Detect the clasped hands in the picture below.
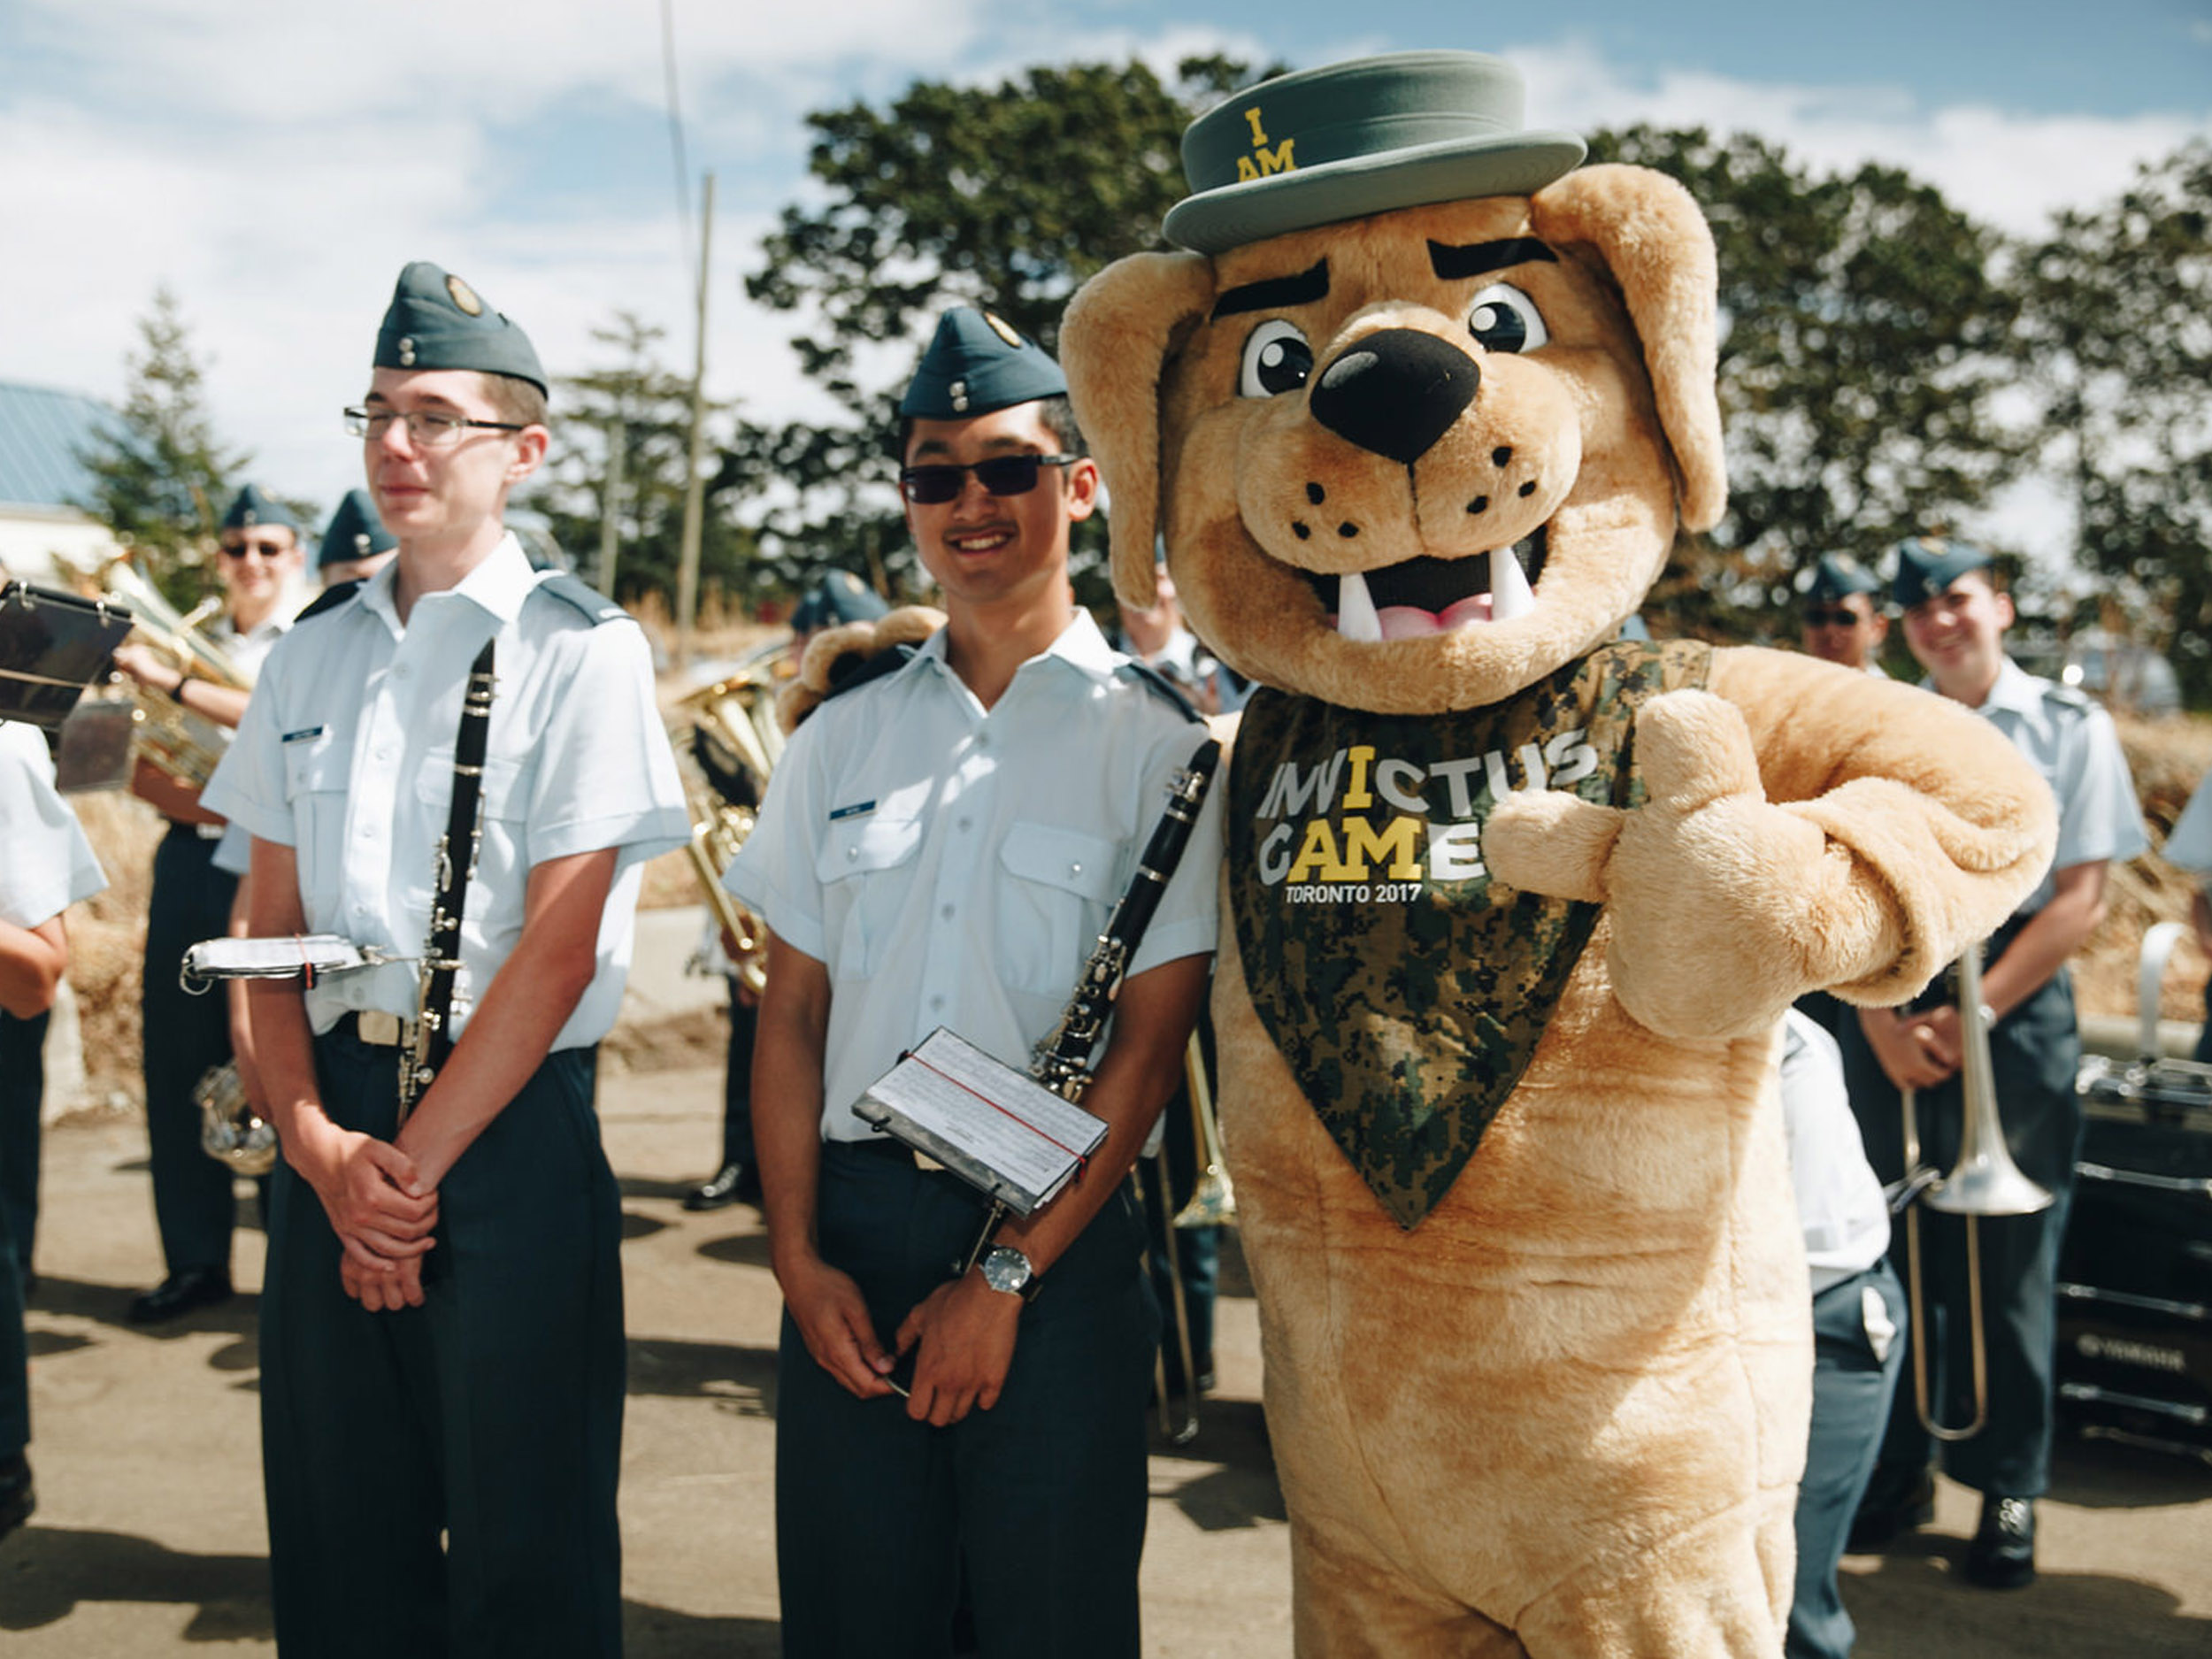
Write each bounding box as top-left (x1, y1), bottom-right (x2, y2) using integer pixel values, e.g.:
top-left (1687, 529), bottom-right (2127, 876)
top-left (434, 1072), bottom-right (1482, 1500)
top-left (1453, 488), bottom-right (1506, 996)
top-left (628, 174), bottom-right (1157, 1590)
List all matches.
top-left (781, 1252), bottom-right (1019, 1427)
top-left (299, 1121), bottom-right (441, 1311)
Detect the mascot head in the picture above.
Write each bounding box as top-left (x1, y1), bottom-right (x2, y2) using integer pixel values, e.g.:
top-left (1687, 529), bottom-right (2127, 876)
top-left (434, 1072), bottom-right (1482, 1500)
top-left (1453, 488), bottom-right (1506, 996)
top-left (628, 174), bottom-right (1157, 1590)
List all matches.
top-left (1063, 50), bottom-right (1726, 716)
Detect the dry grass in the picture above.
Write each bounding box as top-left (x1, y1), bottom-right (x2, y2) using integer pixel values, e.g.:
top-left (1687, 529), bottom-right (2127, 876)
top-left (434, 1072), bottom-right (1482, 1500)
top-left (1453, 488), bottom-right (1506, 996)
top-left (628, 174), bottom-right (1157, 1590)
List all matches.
top-left (2082, 712), bottom-right (2212, 1025)
top-left (65, 787), bottom-right (165, 1109)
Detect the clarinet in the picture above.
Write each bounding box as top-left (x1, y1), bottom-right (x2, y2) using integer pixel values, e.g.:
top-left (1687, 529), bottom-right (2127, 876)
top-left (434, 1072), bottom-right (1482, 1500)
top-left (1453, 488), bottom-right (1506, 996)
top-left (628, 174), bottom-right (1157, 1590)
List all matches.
top-left (399, 640), bottom-right (498, 1125)
top-left (1029, 737), bottom-right (1221, 1103)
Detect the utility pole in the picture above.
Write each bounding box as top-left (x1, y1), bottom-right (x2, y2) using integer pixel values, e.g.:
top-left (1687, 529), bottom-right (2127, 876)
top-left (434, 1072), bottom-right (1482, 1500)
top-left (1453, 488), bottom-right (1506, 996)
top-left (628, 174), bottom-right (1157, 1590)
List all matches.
top-left (673, 170), bottom-right (714, 671)
top-left (595, 405), bottom-right (626, 598)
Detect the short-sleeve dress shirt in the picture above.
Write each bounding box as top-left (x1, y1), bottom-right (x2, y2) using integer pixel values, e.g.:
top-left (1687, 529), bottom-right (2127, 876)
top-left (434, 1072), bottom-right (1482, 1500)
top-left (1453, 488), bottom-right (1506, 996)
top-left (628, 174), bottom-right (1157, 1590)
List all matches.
top-left (2166, 776), bottom-right (2212, 875)
top-left (1780, 1008), bottom-right (1890, 1294)
top-left (203, 534), bottom-right (691, 1050)
top-left (726, 611), bottom-right (1224, 1141)
top-left (1963, 658), bottom-right (2148, 916)
top-left (0, 720), bottom-right (107, 927)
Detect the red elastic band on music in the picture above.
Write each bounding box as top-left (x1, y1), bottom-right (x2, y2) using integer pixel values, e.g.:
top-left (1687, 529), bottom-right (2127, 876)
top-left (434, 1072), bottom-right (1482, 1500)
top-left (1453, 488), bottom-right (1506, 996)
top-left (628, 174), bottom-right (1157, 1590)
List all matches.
top-left (910, 1054), bottom-right (1090, 1178)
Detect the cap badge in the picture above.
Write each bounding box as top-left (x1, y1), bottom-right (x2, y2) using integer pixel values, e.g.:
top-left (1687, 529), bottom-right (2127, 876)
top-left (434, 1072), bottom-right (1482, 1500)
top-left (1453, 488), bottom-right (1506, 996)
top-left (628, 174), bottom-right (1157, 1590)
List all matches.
top-left (984, 312), bottom-right (1024, 348)
top-left (445, 273), bottom-right (484, 316)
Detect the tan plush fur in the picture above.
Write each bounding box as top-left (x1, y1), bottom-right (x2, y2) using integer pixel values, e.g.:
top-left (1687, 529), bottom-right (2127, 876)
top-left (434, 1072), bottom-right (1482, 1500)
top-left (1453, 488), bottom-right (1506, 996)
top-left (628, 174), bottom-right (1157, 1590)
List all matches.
top-left (773, 604), bottom-right (946, 734)
top-left (1063, 164), bottom-right (2055, 1657)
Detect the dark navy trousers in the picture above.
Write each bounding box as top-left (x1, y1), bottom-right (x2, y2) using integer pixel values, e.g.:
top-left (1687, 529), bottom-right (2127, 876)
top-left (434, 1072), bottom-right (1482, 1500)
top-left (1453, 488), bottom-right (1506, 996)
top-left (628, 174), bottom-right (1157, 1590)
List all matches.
top-left (776, 1142), bottom-right (1158, 1659)
top-left (0, 1011), bottom-right (35, 1459)
top-left (142, 825), bottom-right (241, 1276)
top-left (260, 1027), bottom-right (623, 1658)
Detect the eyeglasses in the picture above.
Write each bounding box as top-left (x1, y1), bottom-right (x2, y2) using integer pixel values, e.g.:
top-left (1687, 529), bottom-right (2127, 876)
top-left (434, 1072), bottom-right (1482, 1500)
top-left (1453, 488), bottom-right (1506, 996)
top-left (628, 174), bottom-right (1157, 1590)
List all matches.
top-left (221, 538), bottom-right (293, 560)
top-left (897, 452), bottom-right (1077, 505)
top-left (1801, 606), bottom-right (1864, 628)
top-left (344, 406), bottom-right (526, 446)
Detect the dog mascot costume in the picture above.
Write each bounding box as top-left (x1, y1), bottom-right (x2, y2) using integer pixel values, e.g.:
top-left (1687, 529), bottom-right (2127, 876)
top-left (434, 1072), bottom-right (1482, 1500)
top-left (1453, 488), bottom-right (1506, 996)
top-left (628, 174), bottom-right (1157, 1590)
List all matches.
top-left (1059, 52), bottom-right (2056, 1657)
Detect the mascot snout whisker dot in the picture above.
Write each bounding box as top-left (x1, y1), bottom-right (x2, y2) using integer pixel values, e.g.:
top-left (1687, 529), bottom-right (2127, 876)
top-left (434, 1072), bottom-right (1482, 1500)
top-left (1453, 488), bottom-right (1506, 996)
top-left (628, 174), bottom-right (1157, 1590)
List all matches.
top-left (1063, 50), bottom-right (2056, 1657)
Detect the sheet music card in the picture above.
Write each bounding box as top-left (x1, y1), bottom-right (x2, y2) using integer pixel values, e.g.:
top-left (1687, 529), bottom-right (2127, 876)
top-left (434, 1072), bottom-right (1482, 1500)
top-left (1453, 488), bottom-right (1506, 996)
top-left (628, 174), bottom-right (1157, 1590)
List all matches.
top-left (854, 1028), bottom-right (1110, 1216)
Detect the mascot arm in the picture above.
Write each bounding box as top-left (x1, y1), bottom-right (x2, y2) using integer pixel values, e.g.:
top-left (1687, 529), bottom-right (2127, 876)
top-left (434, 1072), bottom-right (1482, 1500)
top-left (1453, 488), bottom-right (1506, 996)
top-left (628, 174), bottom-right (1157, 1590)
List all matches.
top-left (1484, 647), bottom-right (2055, 1041)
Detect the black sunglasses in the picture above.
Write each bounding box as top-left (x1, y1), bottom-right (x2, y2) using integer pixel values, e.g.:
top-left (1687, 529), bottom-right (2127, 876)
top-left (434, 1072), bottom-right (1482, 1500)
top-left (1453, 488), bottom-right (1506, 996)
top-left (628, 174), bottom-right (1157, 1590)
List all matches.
top-left (221, 538), bottom-right (294, 559)
top-left (1801, 606), bottom-right (1863, 628)
top-left (898, 452), bottom-right (1077, 505)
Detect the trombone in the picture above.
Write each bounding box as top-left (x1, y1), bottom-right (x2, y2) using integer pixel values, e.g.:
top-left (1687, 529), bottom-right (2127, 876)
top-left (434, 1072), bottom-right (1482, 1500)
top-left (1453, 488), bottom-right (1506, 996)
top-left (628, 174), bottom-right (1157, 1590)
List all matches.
top-left (1148, 1033), bottom-right (1237, 1445)
top-left (1891, 941), bottom-right (2054, 1441)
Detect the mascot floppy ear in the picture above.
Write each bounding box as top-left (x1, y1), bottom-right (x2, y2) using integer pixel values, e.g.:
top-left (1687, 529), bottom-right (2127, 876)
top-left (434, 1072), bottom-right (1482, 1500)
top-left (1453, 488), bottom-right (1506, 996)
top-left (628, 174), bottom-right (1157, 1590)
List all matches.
top-left (1061, 250), bottom-right (1216, 611)
top-left (1530, 164), bottom-right (1728, 533)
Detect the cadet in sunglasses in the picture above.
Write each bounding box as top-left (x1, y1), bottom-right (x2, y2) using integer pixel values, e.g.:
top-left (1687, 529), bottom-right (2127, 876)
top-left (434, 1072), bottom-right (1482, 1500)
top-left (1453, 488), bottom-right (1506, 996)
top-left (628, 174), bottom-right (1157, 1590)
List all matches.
top-left (109, 484), bottom-right (305, 1328)
top-left (1797, 552), bottom-right (1888, 676)
top-left (726, 308), bottom-right (1219, 1658)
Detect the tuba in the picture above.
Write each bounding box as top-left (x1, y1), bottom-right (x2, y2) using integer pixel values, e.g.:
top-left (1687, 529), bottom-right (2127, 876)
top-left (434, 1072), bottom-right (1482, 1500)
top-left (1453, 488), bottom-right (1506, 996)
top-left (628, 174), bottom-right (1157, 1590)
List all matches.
top-left (1892, 940), bottom-right (2054, 1440)
top-left (673, 641), bottom-right (788, 995)
top-left (59, 554), bottom-right (251, 787)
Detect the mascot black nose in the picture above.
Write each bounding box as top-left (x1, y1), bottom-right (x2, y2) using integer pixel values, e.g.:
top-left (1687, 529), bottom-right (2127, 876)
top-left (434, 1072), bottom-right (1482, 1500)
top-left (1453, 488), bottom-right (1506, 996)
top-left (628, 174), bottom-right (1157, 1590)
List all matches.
top-left (1309, 328), bottom-right (1480, 466)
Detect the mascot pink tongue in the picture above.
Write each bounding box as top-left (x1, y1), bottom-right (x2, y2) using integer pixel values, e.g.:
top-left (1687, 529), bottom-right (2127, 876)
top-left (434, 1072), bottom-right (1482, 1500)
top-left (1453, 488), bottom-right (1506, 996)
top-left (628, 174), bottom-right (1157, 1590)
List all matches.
top-left (1063, 47), bottom-right (2056, 1659)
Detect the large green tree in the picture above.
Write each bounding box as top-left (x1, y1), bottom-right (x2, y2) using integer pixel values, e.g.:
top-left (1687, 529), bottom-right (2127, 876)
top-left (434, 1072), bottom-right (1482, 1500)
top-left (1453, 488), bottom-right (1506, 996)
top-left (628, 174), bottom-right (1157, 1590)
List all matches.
top-left (78, 286), bottom-right (248, 604)
top-left (735, 55), bottom-right (1271, 608)
top-left (1587, 127), bottom-right (2023, 647)
top-left (538, 311), bottom-right (756, 611)
top-left (2012, 142), bottom-right (2212, 708)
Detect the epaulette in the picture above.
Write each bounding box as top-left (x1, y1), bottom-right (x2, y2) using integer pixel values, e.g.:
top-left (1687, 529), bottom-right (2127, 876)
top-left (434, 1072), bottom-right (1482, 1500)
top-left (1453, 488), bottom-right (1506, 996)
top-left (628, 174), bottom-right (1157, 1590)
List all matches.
top-left (295, 579), bottom-right (364, 622)
top-left (1117, 659), bottom-right (1203, 724)
top-left (2043, 682), bottom-right (2096, 714)
top-left (531, 572), bottom-right (632, 626)
top-left (822, 642), bottom-right (917, 703)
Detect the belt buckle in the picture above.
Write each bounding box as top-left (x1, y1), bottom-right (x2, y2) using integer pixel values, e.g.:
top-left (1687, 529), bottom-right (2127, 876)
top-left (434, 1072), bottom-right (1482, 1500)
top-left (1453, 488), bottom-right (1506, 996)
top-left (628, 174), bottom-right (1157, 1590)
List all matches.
top-left (357, 1010), bottom-right (404, 1047)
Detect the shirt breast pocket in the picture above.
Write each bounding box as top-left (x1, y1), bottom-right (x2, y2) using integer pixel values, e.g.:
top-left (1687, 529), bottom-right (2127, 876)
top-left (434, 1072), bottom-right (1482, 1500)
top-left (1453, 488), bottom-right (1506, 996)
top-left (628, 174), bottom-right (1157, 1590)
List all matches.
top-left (995, 822), bottom-right (1119, 998)
top-left (813, 815), bottom-right (923, 980)
top-left (281, 732), bottom-right (349, 911)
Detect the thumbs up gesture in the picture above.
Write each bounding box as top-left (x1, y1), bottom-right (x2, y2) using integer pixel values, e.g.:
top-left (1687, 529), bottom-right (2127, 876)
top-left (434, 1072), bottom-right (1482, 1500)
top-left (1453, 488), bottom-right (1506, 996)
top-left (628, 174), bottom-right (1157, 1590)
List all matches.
top-left (1481, 689), bottom-right (1901, 1041)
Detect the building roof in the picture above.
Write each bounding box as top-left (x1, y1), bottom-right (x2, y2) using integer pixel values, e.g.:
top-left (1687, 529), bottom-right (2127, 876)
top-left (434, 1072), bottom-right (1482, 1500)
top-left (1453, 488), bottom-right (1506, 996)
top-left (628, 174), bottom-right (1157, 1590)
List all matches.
top-left (0, 381), bottom-right (121, 515)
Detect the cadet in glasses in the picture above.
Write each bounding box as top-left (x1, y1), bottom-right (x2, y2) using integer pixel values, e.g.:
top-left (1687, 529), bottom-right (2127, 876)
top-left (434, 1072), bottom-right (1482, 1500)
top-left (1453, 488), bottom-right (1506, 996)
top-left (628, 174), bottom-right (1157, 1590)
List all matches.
top-left (1796, 552), bottom-right (1889, 676)
top-left (725, 307), bottom-right (1221, 1657)
top-left (203, 262), bottom-right (688, 1656)
top-left (111, 483), bottom-right (305, 1325)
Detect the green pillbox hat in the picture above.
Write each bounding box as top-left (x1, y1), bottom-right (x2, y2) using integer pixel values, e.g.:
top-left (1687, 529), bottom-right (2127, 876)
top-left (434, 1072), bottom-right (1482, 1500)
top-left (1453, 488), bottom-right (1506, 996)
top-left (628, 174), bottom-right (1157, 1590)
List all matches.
top-left (898, 307), bottom-right (1065, 421)
top-left (374, 261), bottom-right (547, 395)
top-left (1164, 51), bottom-right (1586, 256)
top-left (1892, 536), bottom-right (1993, 609)
top-left (222, 483), bottom-right (300, 534)
top-left (319, 488), bottom-right (396, 569)
top-left (1803, 552), bottom-right (1881, 603)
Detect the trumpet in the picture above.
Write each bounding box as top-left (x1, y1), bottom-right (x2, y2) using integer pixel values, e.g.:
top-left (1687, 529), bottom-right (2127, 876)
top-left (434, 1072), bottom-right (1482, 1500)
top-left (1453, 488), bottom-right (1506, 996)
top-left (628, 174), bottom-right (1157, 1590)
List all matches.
top-left (1892, 941), bottom-right (2054, 1440)
top-left (58, 553), bottom-right (250, 787)
top-left (673, 643), bottom-right (788, 996)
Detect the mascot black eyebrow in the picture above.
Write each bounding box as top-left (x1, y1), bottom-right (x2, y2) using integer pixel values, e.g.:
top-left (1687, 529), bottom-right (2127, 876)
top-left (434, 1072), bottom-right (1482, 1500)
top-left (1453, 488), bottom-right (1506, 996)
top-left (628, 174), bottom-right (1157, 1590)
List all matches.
top-left (1059, 50), bottom-right (2055, 1658)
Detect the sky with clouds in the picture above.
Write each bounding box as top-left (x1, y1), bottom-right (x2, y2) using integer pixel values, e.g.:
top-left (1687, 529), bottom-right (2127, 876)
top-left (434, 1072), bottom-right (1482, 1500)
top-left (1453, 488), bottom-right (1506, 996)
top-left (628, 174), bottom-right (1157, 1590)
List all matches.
top-left (3, 0), bottom-right (2208, 556)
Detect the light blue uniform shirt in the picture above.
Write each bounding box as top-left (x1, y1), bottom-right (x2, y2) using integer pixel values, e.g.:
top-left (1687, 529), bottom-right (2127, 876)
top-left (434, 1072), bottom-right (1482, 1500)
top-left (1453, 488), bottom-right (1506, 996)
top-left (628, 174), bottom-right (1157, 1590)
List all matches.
top-left (0, 721), bottom-right (106, 927)
top-left (203, 534), bottom-right (691, 1050)
top-left (1962, 658), bottom-right (2147, 916)
top-left (726, 611), bottom-right (1224, 1141)
top-left (1780, 1009), bottom-right (1891, 1295)
top-left (2166, 776), bottom-right (2212, 874)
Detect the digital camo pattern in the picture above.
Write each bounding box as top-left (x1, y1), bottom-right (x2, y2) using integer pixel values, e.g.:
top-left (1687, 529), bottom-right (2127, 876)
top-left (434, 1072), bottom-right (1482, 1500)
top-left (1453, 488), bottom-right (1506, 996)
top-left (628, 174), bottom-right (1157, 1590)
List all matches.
top-left (1228, 640), bottom-right (1713, 1227)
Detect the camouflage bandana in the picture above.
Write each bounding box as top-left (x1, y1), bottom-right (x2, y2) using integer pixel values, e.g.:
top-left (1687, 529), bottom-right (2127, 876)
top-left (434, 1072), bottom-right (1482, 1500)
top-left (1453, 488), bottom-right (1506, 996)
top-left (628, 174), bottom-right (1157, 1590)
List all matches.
top-left (1228, 640), bottom-right (1712, 1228)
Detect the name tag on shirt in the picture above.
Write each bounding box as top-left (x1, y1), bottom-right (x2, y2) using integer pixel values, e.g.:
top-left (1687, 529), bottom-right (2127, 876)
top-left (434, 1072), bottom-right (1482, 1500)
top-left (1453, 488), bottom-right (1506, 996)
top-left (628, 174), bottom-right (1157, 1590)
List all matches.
top-left (828, 799), bottom-right (875, 822)
top-left (281, 726), bottom-right (326, 745)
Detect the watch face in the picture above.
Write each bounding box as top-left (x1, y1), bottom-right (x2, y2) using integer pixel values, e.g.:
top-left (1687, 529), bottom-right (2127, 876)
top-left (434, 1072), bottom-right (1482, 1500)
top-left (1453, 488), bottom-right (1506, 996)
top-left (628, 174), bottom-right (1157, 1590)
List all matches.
top-left (983, 1248), bottom-right (1032, 1294)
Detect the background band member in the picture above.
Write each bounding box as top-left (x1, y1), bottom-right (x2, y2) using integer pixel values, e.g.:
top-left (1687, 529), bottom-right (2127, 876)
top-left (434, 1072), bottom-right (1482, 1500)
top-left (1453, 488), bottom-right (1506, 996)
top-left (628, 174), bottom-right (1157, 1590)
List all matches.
top-left (1797, 552), bottom-right (1889, 675)
top-left (685, 570), bottom-right (888, 1215)
top-left (1780, 1009), bottom-right (1904, 1659)
top-left (111, 483), bottom-right (303, 1323)
top-left (203, 263), bottom-right (688, 1655)
top-left (0, 714), bottom-right (108, 1543)
top-left (316, 487), bottom-right (399, 588)
top-left (726, 309), bottom-right (1221, 1657)
top-left (1839, 536), bottom-right (2147, 1589)
top-left (2164, 775), bottom-right (2212, 1063)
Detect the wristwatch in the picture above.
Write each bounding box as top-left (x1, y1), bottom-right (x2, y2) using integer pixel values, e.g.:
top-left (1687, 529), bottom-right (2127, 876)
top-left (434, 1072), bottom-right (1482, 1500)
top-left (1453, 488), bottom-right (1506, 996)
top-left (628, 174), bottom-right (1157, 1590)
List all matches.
top-left (979, 1245), bottom-right (1041, 1304)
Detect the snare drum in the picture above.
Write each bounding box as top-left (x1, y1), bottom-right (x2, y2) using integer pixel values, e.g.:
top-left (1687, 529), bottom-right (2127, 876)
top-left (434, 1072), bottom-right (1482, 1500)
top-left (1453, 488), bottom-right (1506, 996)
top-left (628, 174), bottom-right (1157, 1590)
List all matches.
top-left (2056, 1055), bottom-right (2212, 1463)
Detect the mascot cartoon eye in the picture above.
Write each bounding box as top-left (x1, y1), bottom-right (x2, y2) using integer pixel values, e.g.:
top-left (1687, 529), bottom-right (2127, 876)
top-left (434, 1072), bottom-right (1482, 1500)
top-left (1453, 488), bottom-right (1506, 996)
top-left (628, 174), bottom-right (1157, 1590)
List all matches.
top-left (1466, 284), bottom-right (1548, 354)
top-left (1239, 319), bottom-right (1316, 397)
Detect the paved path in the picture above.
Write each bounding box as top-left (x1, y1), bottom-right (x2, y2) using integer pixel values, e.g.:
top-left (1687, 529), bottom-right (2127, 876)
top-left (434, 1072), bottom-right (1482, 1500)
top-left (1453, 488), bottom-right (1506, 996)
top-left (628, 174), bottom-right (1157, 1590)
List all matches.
top-left (6, 1007), bottom-right (2209, 1653)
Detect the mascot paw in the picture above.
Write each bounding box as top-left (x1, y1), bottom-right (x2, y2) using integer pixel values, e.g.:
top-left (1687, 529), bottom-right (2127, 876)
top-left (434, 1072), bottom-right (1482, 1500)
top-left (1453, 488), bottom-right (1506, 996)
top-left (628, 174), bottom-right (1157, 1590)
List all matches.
top-left (1502, 689), bottom-right (1867, 1041)
top-left (775, 605), bottom-right (946, 733)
